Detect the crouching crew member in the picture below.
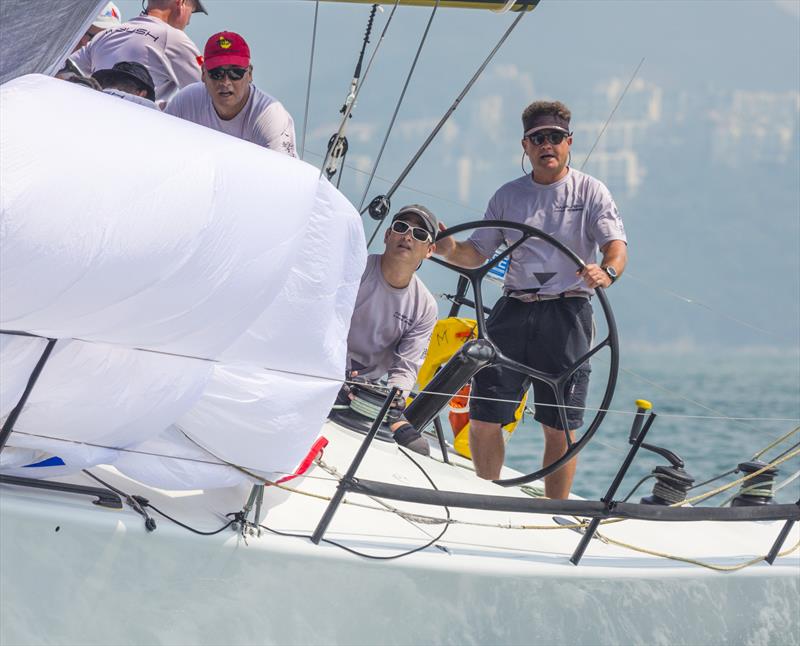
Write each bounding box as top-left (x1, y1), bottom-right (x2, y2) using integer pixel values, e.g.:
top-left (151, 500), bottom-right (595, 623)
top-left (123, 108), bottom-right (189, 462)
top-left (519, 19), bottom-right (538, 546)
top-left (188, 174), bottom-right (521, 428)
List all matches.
top-left (343, 205), bottom-right (440, 455)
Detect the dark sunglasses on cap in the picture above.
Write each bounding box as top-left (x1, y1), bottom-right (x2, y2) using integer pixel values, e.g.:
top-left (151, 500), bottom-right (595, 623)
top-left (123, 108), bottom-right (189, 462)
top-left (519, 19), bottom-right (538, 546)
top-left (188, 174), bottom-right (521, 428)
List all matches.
top-left (526, 131), bottom-right (571, 146)
top-left (207, 67), bottom-right (248, 81)
top-left (391, 220), bottom-right (433, 243)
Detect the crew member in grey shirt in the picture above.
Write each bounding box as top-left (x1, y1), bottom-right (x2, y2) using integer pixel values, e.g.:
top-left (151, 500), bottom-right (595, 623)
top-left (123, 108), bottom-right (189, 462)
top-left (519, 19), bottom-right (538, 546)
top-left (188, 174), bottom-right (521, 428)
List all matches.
top-left (436, 100), bottom-right (628, 497)
top-left (165, 31), bottom-right (296, 156)
top-left (70, 0), bottom-right (206, 103)
top-left (344, 205), bottom-right (439, 455)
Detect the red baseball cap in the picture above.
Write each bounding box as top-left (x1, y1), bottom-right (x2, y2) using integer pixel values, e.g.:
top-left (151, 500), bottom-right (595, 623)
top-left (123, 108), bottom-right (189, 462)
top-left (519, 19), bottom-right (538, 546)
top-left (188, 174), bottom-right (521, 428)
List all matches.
top-left (204, 32), bottom-right (250, 71)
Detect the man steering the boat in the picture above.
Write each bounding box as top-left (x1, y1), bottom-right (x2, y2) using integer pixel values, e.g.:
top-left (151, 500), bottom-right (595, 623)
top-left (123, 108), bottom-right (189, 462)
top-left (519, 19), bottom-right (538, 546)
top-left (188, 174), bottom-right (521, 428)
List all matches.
top-left (435, 101), bottom-right (628, 498)
top-left (341, 205), bottom-right (439, 456)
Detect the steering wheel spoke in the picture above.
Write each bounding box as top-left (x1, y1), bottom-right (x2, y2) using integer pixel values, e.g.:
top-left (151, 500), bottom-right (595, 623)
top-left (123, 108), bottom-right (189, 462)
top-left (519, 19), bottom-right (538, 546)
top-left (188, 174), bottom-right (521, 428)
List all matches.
top-left (429, 220), bottom-right (619, 487)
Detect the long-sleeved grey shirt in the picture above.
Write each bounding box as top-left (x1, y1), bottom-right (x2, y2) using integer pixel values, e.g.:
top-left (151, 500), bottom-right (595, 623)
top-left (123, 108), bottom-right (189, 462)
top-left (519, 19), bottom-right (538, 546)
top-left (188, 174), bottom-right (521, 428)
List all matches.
top-left (346, 254), bottom-right (437, 392)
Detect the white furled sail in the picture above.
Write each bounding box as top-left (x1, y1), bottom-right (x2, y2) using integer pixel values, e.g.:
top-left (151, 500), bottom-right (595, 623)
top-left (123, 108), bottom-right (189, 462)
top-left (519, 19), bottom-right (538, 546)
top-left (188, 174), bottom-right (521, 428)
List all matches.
top-left (0, 74), bottom-right (367, 488)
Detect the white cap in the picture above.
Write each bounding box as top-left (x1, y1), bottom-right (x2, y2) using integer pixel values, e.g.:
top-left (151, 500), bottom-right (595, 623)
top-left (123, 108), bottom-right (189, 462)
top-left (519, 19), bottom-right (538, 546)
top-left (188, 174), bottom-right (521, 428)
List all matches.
top-left (92, 2), bottom-right (122, 30)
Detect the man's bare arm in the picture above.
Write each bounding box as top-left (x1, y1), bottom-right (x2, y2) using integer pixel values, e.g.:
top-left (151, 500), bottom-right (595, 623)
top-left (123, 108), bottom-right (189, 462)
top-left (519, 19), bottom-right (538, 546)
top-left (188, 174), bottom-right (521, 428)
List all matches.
top-left (577, 239), bottom-right (628, 289)
top-left (434, 222), bottom-right (488, 268)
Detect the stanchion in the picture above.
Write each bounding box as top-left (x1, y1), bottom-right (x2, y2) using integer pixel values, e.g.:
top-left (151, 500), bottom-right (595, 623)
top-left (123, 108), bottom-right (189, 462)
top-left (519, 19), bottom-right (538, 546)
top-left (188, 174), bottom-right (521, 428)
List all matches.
top-left (570, 401), bottom-right (656, 566)
top-left (765, 498), bottom-right (799, 564)
top-left (311, 386), bottom-right (399, 545)
top-left (0, 338), bottom-right (57, 455)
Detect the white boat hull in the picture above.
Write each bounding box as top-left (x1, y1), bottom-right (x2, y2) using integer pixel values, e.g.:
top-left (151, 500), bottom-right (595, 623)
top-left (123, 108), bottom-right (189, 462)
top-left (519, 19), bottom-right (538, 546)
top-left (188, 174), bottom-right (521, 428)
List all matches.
top-left (2, 422), bottom-right (798, 645)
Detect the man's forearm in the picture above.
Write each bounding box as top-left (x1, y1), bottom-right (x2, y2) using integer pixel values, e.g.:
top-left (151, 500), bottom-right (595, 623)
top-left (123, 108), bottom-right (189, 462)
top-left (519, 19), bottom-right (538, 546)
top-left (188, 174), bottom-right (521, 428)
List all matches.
top-left (439, 240), bottom-right (487, 268)
top-left (600, 240), bottom-right (627, 276)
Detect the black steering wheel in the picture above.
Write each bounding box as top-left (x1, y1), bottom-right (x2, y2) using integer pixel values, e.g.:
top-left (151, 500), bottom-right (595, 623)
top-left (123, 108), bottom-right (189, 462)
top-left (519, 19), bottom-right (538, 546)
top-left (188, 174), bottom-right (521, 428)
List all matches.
top-left (429, 220), bottom-right (620, 487)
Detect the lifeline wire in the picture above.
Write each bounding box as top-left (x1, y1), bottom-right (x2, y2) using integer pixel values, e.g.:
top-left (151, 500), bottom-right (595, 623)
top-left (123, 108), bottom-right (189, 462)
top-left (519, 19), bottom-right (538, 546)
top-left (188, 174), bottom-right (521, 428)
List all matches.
top-left (357, 0), bottom-right (440, 211)
top-left (299, 0), bottom-right (319, 160)
top-left (365, 9), bottom-right (528, 246)
top-left (2, 329), bottom-right (797, 426)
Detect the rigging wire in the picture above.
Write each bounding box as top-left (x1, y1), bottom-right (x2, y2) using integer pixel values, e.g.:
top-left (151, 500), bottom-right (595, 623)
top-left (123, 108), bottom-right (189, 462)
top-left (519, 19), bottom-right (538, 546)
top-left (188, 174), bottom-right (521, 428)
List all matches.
top-left (299, 0), bottom-right (320, 161)
top-left (579, 57), bottom-right (646, 172)
top-left (621, 272), bottom-right (793, 345)
top-left (356, 0), bottom-right (441, 211)
top-left (365, 9), bottom-right (528, 246)
top-left (319, 1), bottom-right (401, 182)
top-left (753, 426), bottom-right (800, 460)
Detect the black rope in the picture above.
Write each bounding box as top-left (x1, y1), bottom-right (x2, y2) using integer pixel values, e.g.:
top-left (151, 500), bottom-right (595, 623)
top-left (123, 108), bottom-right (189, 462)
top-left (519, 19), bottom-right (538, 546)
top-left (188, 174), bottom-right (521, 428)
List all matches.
top-left (83, 468), bottom-right (240, 535)
top-left (83, 469), bottom-right (157, 531)
top-left (688, 468), bottom-right (738, 491)
top-left (768, 440), bottom-right (800, 464)
top-left (143, 505), bottom-right (237, 536)
top-left (323, 3), bottom-right (381, 182)
top-left (349, 3), bottom-right (379, 101)
top-left (620, 473), bottom-right (655, 503)
top-left (260, 447), bottom-right (451, 561)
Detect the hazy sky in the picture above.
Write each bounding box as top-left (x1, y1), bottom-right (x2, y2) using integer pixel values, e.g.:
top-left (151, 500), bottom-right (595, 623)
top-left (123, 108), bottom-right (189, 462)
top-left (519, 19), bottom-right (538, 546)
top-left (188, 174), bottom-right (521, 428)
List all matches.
top-left (110, 0), bottom-right (800, 350)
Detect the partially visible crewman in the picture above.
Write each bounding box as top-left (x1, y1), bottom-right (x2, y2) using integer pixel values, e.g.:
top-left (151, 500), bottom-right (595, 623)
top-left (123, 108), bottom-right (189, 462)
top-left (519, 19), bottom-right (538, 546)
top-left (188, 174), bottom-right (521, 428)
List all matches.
top-left (342, 205), bottom-right (440, 455)
top-left (69, 0), bottom-right (207, 103)
top-left (72, 2), bottom-right (122, 53)
top-left (93, 61), bottom-right (157, 109)
top-left (165, 32), bottom-right (297, 157)
top-left (435, 100), bottom-right (628, 498)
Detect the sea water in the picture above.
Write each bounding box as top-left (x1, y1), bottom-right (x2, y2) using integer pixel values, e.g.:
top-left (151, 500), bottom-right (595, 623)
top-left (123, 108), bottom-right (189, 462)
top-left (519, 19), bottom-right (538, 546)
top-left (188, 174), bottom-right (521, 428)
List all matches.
top-left (504, 347), bottom-right (800, 504)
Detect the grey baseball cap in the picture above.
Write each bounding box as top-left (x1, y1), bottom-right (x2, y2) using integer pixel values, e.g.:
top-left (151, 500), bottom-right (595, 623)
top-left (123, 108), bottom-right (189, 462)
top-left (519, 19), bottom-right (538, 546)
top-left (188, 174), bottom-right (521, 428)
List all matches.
top-left (194, 0), bottom-right (208, 14)
top-left (392, 204), bottom-right (438, 240)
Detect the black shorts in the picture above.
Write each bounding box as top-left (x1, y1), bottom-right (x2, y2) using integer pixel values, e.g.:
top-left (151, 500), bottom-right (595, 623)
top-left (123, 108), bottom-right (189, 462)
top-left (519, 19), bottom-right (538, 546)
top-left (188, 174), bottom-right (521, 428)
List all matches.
top-left (470, 296), bottom-right (593, 430)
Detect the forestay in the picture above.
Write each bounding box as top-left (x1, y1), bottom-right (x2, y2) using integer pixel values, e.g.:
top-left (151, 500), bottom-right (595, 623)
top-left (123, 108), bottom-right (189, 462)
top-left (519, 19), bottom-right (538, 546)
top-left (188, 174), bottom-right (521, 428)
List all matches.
top-left (0, 75), bottom-right (367, 489)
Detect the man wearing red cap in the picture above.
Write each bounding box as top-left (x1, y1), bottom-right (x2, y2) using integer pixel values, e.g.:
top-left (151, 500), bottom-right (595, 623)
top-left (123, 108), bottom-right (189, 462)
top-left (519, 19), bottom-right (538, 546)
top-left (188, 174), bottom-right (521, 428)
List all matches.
top-left (69, 0), bottom-right (207, 103)
top-left (165, 32), bottom-right (297, 157)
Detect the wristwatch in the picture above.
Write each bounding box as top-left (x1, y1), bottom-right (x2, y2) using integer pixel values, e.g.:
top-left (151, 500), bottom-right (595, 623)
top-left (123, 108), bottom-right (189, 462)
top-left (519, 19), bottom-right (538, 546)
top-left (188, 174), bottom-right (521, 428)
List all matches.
top-left (602, 265), bottom-right (618, 285)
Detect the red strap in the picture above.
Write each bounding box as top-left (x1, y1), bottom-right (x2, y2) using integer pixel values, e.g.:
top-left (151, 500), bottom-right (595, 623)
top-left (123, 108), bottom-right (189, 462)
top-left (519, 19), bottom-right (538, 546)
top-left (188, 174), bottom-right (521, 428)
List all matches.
top-left (276, 436), bottom-right (329, 484)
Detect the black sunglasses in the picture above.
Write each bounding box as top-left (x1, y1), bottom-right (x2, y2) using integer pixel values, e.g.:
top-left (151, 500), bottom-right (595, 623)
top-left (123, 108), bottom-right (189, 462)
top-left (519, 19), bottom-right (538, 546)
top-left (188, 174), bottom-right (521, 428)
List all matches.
top-left (208, 67), bottom-right (248, 81)
top-left (526, 131), bottom-right (570, 146)
top-left (391, 220), bottom-right (432, 243)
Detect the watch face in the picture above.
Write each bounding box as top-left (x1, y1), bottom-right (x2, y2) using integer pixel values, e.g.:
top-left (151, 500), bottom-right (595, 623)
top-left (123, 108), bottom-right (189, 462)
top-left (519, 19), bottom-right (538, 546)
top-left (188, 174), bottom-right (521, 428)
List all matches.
top-left (605, 266), bottom-right (617, 280)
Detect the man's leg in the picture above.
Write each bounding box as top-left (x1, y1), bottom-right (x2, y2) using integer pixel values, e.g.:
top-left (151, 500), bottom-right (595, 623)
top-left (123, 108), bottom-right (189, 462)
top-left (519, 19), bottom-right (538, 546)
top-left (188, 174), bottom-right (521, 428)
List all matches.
top-left (542, 425), bottom-right (577, 499)
top-left (470, 420), bottom-right (505, 480)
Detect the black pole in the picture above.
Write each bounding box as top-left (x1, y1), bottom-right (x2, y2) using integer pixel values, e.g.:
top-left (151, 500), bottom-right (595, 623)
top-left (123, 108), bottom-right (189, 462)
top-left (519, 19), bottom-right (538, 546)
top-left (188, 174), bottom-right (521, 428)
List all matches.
top-left (765, 498), bottom-right (799, 564)
top-left (0, 338), bottom-right (57, 454)
top-left (432, 416), bottom-right (450, 464)
top-left (311, 386), bottom-right (399, 545)
top-left (570, 410), bottom-right (657, 566)
top-left (447, 276), bottom-right (469, 318)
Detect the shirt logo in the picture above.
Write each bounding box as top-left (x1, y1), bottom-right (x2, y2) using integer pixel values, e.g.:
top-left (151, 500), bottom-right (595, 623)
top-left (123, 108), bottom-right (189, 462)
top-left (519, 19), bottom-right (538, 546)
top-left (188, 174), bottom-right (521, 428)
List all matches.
top-left (218, 36), bottom-right (232, 49)
top-left (393, 312), bottom-right (413, 326)
top-left (553, 202), bottom-right (585, 213)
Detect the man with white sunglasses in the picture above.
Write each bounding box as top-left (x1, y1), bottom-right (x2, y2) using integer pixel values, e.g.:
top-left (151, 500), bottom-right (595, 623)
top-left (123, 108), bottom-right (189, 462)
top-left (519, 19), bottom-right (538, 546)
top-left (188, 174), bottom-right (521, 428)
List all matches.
top-left (435, 100), bottom-right (628, 497)
top-left (166, 31), bottom-right (296, 157)
top-left (342, 205), bottom-right (439, 455)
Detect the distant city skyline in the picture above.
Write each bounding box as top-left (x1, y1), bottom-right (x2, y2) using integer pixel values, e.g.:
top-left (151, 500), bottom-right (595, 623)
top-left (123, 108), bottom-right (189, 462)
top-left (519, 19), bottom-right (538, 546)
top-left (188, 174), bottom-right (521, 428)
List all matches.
top-left (108, 0), bottom-right (799, 349)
